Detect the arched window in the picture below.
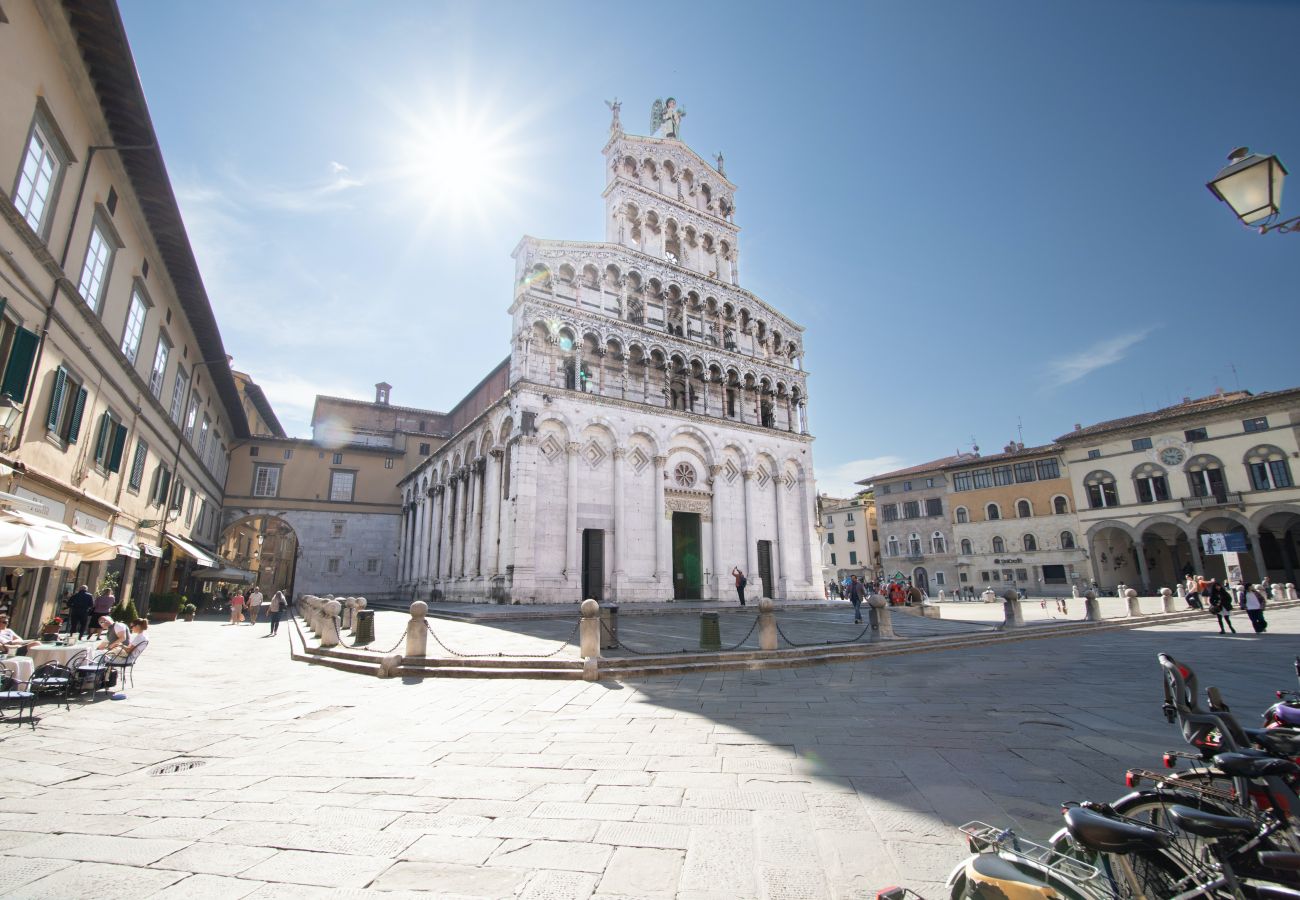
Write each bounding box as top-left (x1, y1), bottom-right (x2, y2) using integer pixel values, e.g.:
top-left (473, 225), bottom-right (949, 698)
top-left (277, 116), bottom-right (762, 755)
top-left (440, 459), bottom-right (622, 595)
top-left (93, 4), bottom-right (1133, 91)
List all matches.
top-left (960, 538), bottom-right (973, 554)
top-left (931, 532), bottom-right (946, 554)
top-left (1084, 470), bottom-right (1119, 509)
top-left (955, 506), bottom-right (969, 524)
top-left (1132, 462), bottom-right (1170, 504)
top-left (992, 536), bottom-right (1006, 553)
top-left (1060, 530), bottom-right (1076, 549)
top-left (909, 533), bottom-right (922, 556)
top-left (1016, 499), bottom-right (1032, 518)
top-left (1023, 534), bottom-right (1038, 551)
top-left (986, 503), bottom-right (1001, 520)
top-left (1245, 445), bottom-right (1294, 491)
top-left (1053, 495), bottom-right (1069, 515)
top-left (1185, 454), bottom-right (1226, 501)
top-left (887, 536), bottom-right (900, 557)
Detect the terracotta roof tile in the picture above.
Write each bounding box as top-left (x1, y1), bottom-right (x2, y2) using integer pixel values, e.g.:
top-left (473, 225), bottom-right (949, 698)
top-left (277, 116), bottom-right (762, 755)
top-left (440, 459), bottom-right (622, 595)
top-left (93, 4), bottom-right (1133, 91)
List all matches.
top-left (857, 454), bottom-right (978, 485)
top-left (1055, 388), bottom-right (1300, 442)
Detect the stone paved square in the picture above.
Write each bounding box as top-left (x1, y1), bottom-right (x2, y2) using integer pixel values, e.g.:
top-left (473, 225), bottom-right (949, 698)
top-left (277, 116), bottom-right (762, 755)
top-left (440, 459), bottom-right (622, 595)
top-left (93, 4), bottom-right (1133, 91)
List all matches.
top-left (0, 610), bottom-right (1296, 897)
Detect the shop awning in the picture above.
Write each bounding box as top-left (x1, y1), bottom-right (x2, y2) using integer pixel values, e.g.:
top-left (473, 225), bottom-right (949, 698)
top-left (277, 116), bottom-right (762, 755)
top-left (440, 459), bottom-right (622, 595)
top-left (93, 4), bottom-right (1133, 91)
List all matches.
top-left (192, 565), bottom-right (256, 584)
top-left (139, 543), bottom-right (163, 558)
top-left (74, 526), bottom-right (139, 559)
top-left (165, 534), bottom-right (219, 568)
top-left (0, 511), bottom-right (120, 566)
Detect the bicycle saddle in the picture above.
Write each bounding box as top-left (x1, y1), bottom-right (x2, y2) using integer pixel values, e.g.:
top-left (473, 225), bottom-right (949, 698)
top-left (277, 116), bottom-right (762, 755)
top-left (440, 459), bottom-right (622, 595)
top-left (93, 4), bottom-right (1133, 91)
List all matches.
top-left (1166, 804), bottom-right (1256, 839)
top-left (1214, 751), bottom-right (1300, 778)
top-left (1261, 852), bottom-right (1300, 872)
top-left (1246, 727), bottom-right (1300, 757)
top-left (1064, 806), bottom-right (1173, 854)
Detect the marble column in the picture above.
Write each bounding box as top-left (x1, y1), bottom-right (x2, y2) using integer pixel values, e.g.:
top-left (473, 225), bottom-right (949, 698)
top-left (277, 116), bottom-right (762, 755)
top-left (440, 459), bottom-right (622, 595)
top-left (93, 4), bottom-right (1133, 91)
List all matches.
top-left (485, 449), bottom-right (504, 577)
top-left (612, 447), bottom-right (627, 595)
top-left (799, 473), bottom-right (815, 583)
top-left (413, 497), bottom-right (426, 584)
top-left (742, 469), bottom-right (759, 583)
top-left (446, 475), bottom-right (460, 580)
top-left (498, 442), bottom-right (517, 579)
top-left (654, 455), bottom-right (670, 590)
top-left (1248, 528), bottom-right (1269, 584)
top-left (772, 471), bottom-right (788, 595)
top-left (1133, 535), bottom-right (1151, 593)
top-left (710, 465), bottom-right (725, 596)
top-left (469, 459), bottom-right (485, 578)
top-left (429, 486), bottom-right (443, 590)
top-left (397, 505), bottom-right (408, 584)
top-left (459, 466), bottom-right (472, 578)
top-left (1186, 528), bottom-right (1204, 579)
top-left (566, 442), bottom-right (581, 588)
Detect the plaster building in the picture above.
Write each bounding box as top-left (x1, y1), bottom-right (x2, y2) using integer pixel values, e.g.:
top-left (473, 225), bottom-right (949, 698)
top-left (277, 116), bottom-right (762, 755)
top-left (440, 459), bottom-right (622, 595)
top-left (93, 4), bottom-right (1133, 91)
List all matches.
top-left (397, 105), bottom-right (822, 604)
top-left (858, 456), bottom-right (972, 596)
top-left (820, 494), bottom-right (879, 586)
top-left (944, 443), bottom-right (1087, 597)
top-left (0, 0), bottom-right (247, 632)
top-left (1058, 388), bottom-right (1300, 592)
top-left (223, 381), bottom-right (446, 600)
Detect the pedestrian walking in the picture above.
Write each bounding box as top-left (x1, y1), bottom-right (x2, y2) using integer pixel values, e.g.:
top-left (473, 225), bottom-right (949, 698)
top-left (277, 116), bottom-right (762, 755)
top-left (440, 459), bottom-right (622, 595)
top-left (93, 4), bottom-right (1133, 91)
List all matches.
top-left (229, 589), bottom-right (245, 625)
top-left (1206, 580), bottom-right (1237, 634)
top-left (246, 586), bottom-right (264, 625)
top-left (267, 589), bottom-right (286, 636)
top-left (846, 575), bottom-right (866, 624)
top-left (67, 584), bottom-right (94, 639)
top-left (91, 584), bottom-right (115, 628)
top-left (1243, 584), bottom-right (1268, 633)
top-left (731, 566), bottom-right (747, 606)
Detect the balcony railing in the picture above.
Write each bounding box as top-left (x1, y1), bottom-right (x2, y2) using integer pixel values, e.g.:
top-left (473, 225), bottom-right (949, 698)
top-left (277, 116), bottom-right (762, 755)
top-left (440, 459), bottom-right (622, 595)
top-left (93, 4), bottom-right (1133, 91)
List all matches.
top-left (1181, 491), bottom-right (1244, 511)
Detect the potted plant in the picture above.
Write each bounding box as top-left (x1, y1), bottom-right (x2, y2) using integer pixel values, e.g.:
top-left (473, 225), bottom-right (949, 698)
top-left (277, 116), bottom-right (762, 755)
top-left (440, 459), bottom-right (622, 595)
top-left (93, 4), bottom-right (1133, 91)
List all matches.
top-left (179, 601), bottom-right (197, 622)
top-left (148, 592), bottom-right (180, 623)
top-left (40, 615), bottom-right (62, 640)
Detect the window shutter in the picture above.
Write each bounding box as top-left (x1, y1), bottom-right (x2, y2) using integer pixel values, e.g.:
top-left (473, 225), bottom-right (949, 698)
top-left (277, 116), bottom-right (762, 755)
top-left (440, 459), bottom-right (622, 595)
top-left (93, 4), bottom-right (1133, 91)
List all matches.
top-left (93, 412), bottom-right (110, 463)
top-left (108, 424), bottom-right (128, 472)
top-left (0, 326), bottom-right (40, 403)
top-left (158, 469), bottom-right (171, 505)
top-left (45, 366), bottom-right (67, 431)
top-left (66, 387), bottom-right (87, 443)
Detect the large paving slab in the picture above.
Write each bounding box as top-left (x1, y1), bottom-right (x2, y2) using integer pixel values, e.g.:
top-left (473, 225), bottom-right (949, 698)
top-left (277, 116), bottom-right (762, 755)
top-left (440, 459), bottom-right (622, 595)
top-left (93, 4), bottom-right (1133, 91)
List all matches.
top-left (0, 608), bottom-right (1294, 896)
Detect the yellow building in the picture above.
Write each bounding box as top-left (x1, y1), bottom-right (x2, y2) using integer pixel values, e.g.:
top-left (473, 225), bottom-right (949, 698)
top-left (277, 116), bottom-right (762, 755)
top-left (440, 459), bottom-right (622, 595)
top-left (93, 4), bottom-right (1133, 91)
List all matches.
top-left (0, 0), bottom-right (248, 631)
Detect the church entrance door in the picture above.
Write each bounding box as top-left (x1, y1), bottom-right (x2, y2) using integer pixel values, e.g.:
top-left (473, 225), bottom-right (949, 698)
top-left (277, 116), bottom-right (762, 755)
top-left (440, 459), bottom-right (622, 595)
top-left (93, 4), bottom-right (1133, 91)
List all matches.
top-left (671, 513), bottom-right (703, 600)
top-left (757, 540), bottom-right (775, 599)
top-left (581, 529), bottom-right (604, 602)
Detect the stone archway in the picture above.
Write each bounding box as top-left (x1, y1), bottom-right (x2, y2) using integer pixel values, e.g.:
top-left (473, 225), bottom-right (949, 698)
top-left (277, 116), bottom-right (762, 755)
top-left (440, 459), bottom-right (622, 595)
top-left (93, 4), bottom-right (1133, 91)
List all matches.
top-left (1088, 524), bottom-right (1142, 593)
top-left (1192, 514), bottom-right (1257, 584)
top-left (1138, 519), bottom-right (1196, 589)
top-left (1256, 507), bottom-right (1300, 586)
top-left (218, 515), bottom-right (300, 597)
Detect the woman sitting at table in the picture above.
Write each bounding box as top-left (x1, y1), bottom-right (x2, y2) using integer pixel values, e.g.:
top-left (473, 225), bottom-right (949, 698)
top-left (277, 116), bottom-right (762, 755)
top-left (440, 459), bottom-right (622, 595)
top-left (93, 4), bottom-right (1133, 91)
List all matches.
top-left (0, 614), bottom-right (39, 650)
top-left (100, 619), bottom-right (147, 664)
top-left (95, 616), bottom-right (128, 652)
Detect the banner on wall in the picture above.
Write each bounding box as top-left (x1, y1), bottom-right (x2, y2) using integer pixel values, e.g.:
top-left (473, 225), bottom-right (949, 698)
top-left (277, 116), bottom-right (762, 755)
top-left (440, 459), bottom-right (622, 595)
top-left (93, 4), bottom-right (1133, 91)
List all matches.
top-left (1201, 532), bottom-right (1247, 556)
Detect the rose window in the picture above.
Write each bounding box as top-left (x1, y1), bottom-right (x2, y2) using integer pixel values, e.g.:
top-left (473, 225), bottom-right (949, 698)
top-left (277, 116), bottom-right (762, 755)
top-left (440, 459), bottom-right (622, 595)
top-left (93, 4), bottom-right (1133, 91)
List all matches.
top-left (674, 462), bottom-right (697, 488)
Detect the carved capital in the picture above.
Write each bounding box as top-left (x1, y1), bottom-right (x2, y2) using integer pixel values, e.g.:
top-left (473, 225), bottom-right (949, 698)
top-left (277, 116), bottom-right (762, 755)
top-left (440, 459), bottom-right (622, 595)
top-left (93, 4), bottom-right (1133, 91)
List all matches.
top-left (566, 442), bottom-right (581, 456)
top-left (709, 464), bottom-right (724, 476)
top-left (489, 447), bottom-right (504, 460)
top-left (653, 455), bottom-right (668, 466)
top-left (742, 469), bottom-right (755, 481)
top-left (612, 447), bottom-right (628, 459)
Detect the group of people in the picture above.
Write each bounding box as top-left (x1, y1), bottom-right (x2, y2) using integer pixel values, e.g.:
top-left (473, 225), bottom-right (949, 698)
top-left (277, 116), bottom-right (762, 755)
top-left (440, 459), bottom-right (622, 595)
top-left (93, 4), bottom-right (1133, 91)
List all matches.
top-left (224, 586), bottom-right (288, 636)
top-left (1184, 575), bottom-right (1271, 634)
top-left (62, 583), bottom-right (117, 640)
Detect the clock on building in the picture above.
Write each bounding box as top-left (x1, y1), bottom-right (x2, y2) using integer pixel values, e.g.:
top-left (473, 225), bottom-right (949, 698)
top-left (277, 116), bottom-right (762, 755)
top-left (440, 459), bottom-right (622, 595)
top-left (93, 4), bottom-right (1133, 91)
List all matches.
top-left (1149, 437), bottom-right (1191, 467)
top-left (1159, 447), bottom-right (1186, 466)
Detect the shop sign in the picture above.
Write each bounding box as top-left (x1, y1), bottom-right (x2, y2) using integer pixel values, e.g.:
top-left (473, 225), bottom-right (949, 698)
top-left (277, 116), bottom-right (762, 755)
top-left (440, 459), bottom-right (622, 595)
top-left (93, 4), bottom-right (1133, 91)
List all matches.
top-left (74, 510), bottom-right (109, 536)
top-left (13, 487), bottom-right (62, 521)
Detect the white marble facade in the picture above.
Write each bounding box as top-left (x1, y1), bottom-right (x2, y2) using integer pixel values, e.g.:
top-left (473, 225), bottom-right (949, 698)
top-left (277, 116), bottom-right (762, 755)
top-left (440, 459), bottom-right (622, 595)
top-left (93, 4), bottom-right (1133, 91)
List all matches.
top-left (397, 118), bottom-right (821, 604)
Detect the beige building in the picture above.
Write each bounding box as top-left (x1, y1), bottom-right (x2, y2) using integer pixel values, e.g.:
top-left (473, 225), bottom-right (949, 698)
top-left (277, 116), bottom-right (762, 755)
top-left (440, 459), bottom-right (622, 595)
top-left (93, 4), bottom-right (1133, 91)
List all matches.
top-left (819, 494), bottom-right (879, 586)
top-left (944, 443), bottom-right (1087, 597)
top-left (0, 0), bottom-right (248, 632)
top-left (1058, 388), bottom-right (1300, 592)
top-left (222, 382), bottom-right (448, 600)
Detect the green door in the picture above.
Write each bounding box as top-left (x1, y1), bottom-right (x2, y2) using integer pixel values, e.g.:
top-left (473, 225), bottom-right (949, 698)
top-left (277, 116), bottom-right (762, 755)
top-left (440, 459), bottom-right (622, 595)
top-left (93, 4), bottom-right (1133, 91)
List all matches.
top-left (672, 512), bottom-right (703, 600)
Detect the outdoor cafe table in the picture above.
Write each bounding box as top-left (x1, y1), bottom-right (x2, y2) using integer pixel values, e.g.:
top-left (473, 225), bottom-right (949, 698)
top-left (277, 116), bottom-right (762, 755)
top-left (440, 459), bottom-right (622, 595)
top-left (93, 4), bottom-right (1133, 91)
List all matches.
top-left (27, 641), bottom-right (95, 669)
top-left (0, 656), bottom-right (34, 684)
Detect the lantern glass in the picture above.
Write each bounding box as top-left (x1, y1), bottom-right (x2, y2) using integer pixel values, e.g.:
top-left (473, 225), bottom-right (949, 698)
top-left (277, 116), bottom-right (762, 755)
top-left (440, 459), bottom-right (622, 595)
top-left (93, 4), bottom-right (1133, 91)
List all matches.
top-left (1208, 153), bottom-right (1286, 225)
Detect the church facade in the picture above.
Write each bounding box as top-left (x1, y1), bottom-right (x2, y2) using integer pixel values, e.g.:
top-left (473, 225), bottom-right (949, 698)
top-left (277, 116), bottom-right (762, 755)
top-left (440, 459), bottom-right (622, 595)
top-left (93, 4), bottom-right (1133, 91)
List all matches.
top-left (396, 107), bottom-right (821, 604)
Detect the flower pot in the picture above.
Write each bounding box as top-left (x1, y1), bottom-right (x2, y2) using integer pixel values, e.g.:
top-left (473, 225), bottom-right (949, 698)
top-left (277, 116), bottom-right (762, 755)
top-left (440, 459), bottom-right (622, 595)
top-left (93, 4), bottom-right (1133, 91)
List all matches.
top-left (40, 631), bottom-right (59, 641)
top-left (149, 611), bottom-right (178, 624)
top-left (182, 612), bottom-right (195, 622)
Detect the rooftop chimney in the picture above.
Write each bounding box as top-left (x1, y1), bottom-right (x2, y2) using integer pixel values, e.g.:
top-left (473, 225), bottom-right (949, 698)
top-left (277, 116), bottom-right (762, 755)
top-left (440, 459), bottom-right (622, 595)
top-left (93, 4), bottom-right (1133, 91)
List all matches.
top-left (1073, 423), bottom-right (1082, 431)
top-left (375, 382), bottom-right (392, 405)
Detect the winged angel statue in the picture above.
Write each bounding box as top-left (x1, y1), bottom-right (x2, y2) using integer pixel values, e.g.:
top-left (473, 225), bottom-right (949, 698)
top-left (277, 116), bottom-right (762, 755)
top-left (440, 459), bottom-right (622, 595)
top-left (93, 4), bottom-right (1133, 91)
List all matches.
top-left (650, 97), bottom-right (685, 140)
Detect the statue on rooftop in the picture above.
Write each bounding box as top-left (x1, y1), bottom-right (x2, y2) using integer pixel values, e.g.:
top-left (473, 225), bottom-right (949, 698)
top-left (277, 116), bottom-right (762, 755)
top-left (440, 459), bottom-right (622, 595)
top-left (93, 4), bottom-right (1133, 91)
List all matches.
top-left (605, 98), bottom-right (622, 134)
top-left (650, 97), bottom-right (685, 140)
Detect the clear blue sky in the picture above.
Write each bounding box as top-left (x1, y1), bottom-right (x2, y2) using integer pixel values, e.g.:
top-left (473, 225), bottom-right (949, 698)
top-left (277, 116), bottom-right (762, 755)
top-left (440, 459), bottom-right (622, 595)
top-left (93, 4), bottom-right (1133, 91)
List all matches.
top-left (119, 0), bottom-right (1300, 496)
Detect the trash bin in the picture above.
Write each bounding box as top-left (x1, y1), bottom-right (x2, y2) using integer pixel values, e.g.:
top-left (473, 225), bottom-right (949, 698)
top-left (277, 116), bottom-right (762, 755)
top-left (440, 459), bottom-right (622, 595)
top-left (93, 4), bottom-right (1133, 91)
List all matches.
top-left (600, 604), bottom-right (619, 651)
top-left (353, 609), bottom-right (375, 646)
top-left (699, 612), bottom-right (721, 650)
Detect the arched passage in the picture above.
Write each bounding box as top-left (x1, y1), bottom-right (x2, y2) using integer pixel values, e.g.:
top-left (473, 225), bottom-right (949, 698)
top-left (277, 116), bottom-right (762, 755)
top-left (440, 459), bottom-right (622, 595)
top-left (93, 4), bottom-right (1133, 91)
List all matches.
top-left (218, 515), bottom-right (300, 597)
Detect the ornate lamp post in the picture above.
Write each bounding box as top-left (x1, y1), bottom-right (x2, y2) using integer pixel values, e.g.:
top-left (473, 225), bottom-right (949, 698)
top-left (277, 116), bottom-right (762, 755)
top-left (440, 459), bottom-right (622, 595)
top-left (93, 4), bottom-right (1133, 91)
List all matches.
top-left (1206, 147), bottom-right (1295, 234)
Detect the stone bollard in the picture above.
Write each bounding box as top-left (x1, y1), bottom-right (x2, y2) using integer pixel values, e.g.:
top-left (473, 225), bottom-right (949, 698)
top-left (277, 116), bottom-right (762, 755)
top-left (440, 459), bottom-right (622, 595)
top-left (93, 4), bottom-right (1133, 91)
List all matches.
top-left (1072, 585), bottom-right (1080, 600)
top-left (1161, 587), bottom-right (1178, 613)
top-left (868, 594), bottom-right (895, 639)
top-left (578, 598), bottom-right (601, 659)
top-left (378, 654), bottom-right (403, 678)
top-left (406, 601), bottom-right (428, 658)
top-left (1125, 588), bottom-right (1143, 618)
top-left (758, 598), bottom-right (777, 651)
top-left (1288, 583), bottom-right (1297, 601)
top-left (341, 598), bottom-right (356, 631)
top-left (981, 589), bottom-right (997, 604)
top-left (1272, 584), bottom-right (1286, 605)
top-left (352, 598), bottom-right (368, 634)
top-left (320, 600), bottom-right (342, 648)
top-left (1083, 589), bottom-right (1102, 622)
top-left (998, 589), bottom-right (1023, 630)
top-left (938, 590), bottom-right (947, 603)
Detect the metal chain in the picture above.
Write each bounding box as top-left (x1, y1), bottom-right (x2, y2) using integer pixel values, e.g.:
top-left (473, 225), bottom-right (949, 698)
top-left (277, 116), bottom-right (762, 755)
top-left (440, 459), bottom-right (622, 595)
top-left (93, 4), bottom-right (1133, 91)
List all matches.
top-left (422, 618), bottom-right (580, 660)
top-left (366, 627), bottom-right (406, 655)
top-left (599, 615), bottom-right (762, 655)
top-left (774, 619), bottom-right (873, 648)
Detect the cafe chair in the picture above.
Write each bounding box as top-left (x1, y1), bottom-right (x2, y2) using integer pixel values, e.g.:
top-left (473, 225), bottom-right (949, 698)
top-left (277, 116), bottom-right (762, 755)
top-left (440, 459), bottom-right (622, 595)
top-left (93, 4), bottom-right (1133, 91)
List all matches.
top-left (0, 671), bottom-right (36, 729)
top-left (76, 654), bottom-right (111, 701)
top-left (105, 644), bottom-right (145, 690)
top-left (30, 660), bottom-right (76, 710)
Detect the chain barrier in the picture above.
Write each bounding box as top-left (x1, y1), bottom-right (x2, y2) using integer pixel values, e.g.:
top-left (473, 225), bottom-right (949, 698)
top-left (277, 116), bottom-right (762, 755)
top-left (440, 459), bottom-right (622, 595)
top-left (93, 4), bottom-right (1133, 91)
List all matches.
top-left (774, 619), bottom-right (873, 648)
top-left (365, 627), bottom-right (406, 655)
top-left (423, 618), bottom-right (579, 660)
top-left (598, 615), bottom-right (762, 655)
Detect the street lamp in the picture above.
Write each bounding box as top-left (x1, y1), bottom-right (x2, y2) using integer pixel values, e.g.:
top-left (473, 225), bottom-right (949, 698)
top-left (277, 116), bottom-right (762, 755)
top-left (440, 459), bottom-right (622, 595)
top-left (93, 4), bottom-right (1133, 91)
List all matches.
top-left (0, 394), bottom-right (23, 440)
top-left (1206, 147), bottom-right (1296, 234)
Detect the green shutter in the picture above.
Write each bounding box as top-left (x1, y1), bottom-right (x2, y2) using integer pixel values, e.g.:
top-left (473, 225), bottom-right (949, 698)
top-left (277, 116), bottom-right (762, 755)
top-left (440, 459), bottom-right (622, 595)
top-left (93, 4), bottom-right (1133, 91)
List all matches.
top-left (158, 468), bottom-right (171, 506)
top-left (65, 387), bottom-right (87, 443)
top-left (108, 424), bottom-right (128, 472)
top-left (92, 412), bottom-right (110, 463)
top-left (45, 366), bottom-right (67, 431)
top-left (1, 327), bottom-right (40, 404)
